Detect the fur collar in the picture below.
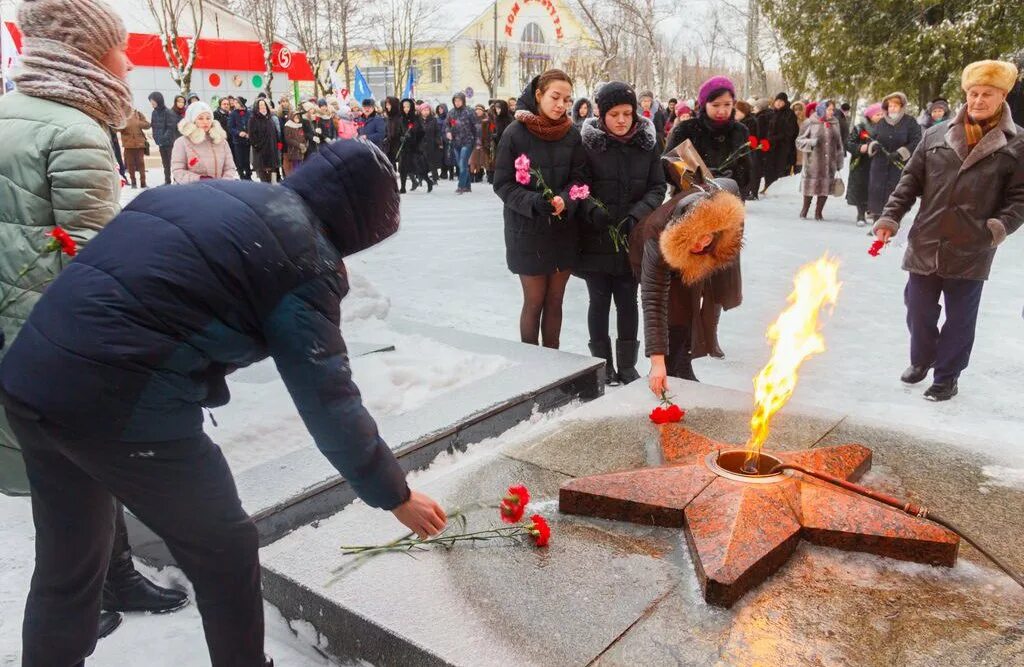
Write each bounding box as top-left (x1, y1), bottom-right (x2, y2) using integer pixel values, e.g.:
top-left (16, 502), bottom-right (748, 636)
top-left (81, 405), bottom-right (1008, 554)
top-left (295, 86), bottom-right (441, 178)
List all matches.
top-left (580, 116), bottom-right (657, 152)
top-left (945, 102), bottom-right (1017, 171)
top-left (285, 120), bottom-right (304, 129)
top-left (659, 191), bottom-right (745, 285)
top-left (177, 118), bottom-right (227, 145)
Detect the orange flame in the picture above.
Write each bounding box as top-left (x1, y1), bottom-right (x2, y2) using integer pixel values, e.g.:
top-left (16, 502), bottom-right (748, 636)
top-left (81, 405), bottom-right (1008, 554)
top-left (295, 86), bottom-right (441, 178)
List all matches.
top-left (744, 255), bottom-right (841, 469)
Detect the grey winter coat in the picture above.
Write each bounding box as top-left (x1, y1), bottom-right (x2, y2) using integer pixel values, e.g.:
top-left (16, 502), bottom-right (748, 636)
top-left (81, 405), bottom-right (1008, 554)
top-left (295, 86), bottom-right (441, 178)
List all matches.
top-left (795, 115), bottom-right (844, 197)
top-left (874, 103), bottom-right (1024, 281)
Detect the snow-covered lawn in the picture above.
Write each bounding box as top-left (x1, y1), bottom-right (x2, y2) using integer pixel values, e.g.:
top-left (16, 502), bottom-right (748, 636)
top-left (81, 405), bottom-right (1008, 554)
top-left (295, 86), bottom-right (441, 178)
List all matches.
top-left (1, 165), bottom-right (1021, 665)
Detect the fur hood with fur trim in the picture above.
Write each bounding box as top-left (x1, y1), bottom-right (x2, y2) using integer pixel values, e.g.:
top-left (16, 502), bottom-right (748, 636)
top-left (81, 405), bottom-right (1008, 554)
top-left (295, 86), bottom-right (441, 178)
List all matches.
top-left (177, 118), bottom-right (228, 145)
top-left (580, 115), bottom-right (657, 153)
top-left (659, 190), bottom-right (745, 285)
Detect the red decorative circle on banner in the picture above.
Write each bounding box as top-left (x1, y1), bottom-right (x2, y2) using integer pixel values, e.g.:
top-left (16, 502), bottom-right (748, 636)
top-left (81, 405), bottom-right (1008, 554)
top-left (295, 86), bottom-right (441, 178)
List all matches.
top-left (209, 73), bottom-right (221, 87)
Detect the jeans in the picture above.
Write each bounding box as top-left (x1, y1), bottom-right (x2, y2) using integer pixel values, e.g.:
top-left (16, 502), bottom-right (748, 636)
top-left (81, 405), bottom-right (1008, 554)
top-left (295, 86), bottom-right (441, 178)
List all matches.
top-left (10, 412), bottom-right (264, 667)
top-left (456, 145), bottom-right (473, 190)
top-left (904, 272), bottom-right (985, 384)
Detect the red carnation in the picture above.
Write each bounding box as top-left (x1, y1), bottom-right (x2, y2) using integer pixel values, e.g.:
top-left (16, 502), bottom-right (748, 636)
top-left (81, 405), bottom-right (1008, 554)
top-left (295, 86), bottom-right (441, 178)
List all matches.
top-left (748, 135), bottom-right (758, 150)
top-left (188, 156), bottom-right (199, 167)
top-left (527, 514), bottom-right (551, 547)
top-left (760, 138), bottom-right (770, 152)
top-left (642, 109), bottom-right (651, 118)
top-left (499, 484), bottom-right (530, 524)
top-left (649, 404), bottom-right (685, 424)
top-left (860, 130), bottom-right (870, 140)
top-left (407, 122), bottom-right (414, 129)
top-left (449, 118), bottom-right (457, 127)
top-left (489, 123), bottom-right (496, 132)
top-left (868, 239), bottom-right (885, 257)
top-left (277, 141), bottom-right (283, 151)
top-left (49, 227), bottom-right (77, 257)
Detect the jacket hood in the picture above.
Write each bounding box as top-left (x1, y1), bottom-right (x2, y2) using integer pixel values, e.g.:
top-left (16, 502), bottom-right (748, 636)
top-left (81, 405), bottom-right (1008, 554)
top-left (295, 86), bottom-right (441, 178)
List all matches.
top-left (282, 139), bottom-right (399, 258)
top-left (400, 98), bottom-right (417, 122)
top-left (436, 103), bottom-right (449, 117)
top-left (493, 99), bottom-right (510, 118)
top-left (882, 92), bottom-right (909, 110)
top-left (515, 76), bottom-right (541, 116)
top-left (580, 115), bottom-right (657, 152)
top-left (148, 91), bottom-right (166, 109)
top-left (451, 92), bottom-right (466, 107)
top-left (572, 97), bottom-right (592, 120)
top-left (659, 188), bottom-right (745, 285)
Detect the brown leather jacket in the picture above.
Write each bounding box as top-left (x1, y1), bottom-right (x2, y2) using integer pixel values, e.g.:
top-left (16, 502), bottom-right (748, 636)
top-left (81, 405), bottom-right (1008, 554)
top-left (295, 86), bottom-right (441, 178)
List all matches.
top-left (119, 110), bottom-right (151, 150)
top-left (631, 189), bottom-right (744, 357)
top-left (875, 103), bottom-right (1024, 280)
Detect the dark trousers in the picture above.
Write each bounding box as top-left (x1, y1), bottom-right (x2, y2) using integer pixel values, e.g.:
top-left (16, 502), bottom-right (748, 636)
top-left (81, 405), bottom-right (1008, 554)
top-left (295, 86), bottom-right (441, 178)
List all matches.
top-left (123, 148), bottom-right (146, 187)
top-left (583, 273), bottom-right (639, 342)
top-left (904, 272), bottom-right (985, 384)
top-left (9, 413), bottom-right (263, 667)
top-left (231, 142), bottom-right (252, 180)
top-left (158, 144), bottom-right (173, 185)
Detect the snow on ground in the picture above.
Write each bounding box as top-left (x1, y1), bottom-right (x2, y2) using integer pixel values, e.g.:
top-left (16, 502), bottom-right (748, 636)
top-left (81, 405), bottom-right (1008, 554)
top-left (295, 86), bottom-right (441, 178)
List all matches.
top-left (2, 164), bottom-right (1021, 664)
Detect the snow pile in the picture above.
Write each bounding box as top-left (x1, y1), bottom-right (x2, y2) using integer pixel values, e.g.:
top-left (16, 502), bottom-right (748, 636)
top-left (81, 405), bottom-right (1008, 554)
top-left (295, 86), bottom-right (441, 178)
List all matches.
top-left (980, 465), bottom-right (1024, 492)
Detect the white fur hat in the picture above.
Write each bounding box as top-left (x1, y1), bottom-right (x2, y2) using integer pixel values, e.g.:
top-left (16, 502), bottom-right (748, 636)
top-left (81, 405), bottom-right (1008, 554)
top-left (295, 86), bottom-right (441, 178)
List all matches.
top-left (185, 101), bottom-right (214, 125)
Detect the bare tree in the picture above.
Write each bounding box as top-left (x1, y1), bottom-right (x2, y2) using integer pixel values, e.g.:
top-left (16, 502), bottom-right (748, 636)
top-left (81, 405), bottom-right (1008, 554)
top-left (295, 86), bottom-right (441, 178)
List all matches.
top-left (147, 0), bottom-right (204, 95)
top-left (321, 0), bottom-right (364, 92)
top-left (570, 0), bottom-right (623, 80)
top-left (609, 0), bottom-right (680, 96)
top-left (248, 0), bottom-right (278, 97)
top-left (371, 0), bottom-right (441, 98)
top-left (473, 41), bottom-right (507, 99)
top-left (282, 0), bottom-right (327, 95)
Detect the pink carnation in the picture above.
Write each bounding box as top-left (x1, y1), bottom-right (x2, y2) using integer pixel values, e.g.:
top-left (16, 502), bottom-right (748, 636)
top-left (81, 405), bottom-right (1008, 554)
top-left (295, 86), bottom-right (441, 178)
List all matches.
top-left (514, 154), bottom-right (531, 172)
top-left (515, 169), bottom-right (531, 185)
top-left (569, 184), bottom-right (590, 201)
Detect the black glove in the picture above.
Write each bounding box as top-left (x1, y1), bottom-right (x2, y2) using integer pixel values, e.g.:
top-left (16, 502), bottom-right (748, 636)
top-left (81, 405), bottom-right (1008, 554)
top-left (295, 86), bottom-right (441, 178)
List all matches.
top-left (533, 196), bottom-right (555, 216)
top-left (619, 215), bottom-right (638, 235)
top-left (589, 206), bottom-right (611, 229)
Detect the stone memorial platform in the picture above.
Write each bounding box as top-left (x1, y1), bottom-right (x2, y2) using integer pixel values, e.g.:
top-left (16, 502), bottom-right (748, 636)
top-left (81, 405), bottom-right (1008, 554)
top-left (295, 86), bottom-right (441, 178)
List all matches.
top-left (259, 381), bottom-right (1024, 666)
top-left (127, 320), bottom-right (604, 563)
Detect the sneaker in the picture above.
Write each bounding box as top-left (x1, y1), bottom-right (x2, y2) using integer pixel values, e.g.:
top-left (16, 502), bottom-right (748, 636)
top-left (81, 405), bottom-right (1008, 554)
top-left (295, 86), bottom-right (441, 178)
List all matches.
top-left (900, 364), bottom-right (931, 384)
top-left (923, 380), bottom-right (958, 402)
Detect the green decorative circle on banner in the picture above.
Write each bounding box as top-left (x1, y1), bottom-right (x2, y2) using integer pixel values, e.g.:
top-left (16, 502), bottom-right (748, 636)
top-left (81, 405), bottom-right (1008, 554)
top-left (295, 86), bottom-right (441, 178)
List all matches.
top-left (252, 75), bottom-right (263, 89)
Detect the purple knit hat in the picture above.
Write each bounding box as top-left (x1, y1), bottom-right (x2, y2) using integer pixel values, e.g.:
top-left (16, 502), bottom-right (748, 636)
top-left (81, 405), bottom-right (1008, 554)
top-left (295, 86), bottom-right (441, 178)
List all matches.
top-left (863, 102), bottom-right (883, 120)
top-left (696, 75), bottom-right (736, 110)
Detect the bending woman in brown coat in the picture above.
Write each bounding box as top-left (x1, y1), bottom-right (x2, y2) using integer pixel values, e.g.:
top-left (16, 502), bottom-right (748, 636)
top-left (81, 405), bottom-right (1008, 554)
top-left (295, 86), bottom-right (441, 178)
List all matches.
top-left (632, 180), bottom-right (745, 392)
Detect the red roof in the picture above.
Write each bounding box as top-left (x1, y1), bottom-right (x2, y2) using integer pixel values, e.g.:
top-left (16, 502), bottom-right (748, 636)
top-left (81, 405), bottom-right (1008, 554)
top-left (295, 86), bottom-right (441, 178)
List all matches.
top-left (4, 22), bottom-right (315, 81)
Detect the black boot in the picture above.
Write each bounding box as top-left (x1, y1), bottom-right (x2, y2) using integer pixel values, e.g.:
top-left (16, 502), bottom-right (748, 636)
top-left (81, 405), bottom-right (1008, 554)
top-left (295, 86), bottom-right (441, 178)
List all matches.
top-left (98, 610), bottom-right (122, 639)
top-left (399, 176), bottom-right (407, 194)
top-left (800, 196), bottom-right (812, 219)
top-left (666, 326), bottom-right (699, 382)
top-left (814, 196), bottom-right (827, 221)
top-left (589, 338), bottom-right (619, 386)
top-left (615, 340), bottom-right (641, 385)
top-left (924, 379), bottom-right (958, 402)
top-left (426, 176), bottom-right (433, 193)
top-left (900, 364), bottom-right (931, 384)
top-left (102, 550), bottom-right (189, 614)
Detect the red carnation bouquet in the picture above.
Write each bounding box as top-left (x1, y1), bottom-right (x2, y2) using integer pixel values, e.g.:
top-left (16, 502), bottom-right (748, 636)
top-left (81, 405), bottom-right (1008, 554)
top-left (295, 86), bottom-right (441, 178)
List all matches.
top-left (0, 228), bottom-right (79, 349)
top-left (337, 483), bottom-right (554, 562)
top-left (650, 391), bottom-right (685, 424)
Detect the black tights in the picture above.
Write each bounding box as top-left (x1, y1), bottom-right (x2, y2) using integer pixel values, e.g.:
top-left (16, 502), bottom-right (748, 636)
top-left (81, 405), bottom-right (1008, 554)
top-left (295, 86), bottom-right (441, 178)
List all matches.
top-left (519, 271), bottom-right (571, 348)
top-left (583, 274), bottom-right (639, 342)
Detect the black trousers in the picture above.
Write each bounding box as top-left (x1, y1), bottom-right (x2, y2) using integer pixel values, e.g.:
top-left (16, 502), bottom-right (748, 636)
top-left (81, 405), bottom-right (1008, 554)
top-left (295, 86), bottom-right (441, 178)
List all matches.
top-left (582, 273), bottom-right (639, 342)
top-left (9, 412), bottom-right (263, 667)
top-left (158, 144), bottom-right (173, 185)
top-left (231, 142), bottom-right (252, 180)
top-left (904, 272), bottom-right (985, 384)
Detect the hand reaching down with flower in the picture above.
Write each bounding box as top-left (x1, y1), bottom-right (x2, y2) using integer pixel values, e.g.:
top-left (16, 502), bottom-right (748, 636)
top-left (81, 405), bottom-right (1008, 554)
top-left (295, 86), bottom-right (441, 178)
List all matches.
top-left (391, 490), bottom-right (448, 540)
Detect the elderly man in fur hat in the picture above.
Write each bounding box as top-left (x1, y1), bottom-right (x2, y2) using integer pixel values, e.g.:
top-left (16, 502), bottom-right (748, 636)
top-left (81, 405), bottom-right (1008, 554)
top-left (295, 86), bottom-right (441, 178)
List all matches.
top-left (874, 60), bottom-right (1024, 401)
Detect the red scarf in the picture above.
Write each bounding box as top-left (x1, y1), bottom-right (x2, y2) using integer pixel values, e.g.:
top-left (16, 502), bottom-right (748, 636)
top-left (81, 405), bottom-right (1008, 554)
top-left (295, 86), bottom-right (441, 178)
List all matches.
top-left (516, 110), bottom-right (572, 141)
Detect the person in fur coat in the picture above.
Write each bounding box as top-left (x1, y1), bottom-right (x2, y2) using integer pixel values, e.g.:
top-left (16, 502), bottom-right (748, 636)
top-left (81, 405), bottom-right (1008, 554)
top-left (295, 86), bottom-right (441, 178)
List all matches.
top-left (795, 100), bottom-right (844, 220)
top-left (282, 110), bottom-right (308, 176)
top-left (171, 101), bottom-right (237, 183)
top-left (632, 180), bottom-right (745, 390)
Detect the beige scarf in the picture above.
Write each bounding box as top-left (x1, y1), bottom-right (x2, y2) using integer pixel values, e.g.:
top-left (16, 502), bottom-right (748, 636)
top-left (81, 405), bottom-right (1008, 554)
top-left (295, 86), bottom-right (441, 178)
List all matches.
top-left (14, 37), bottom-right (133, 129)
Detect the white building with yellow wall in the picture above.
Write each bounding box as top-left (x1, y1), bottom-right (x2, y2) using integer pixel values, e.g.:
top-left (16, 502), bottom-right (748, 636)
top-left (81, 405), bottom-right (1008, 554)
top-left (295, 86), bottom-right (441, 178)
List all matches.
top-left (354, 0), bottom-right (599, 105)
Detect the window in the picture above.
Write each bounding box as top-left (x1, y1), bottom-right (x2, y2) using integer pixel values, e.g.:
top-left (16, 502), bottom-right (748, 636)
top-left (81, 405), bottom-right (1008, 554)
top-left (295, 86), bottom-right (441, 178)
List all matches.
top-left (522, 22), bottom-right (545, 45)
top-left (519, 23), bottom-right (548, 87)
top-left (430, 57), bottom-right (442, 83)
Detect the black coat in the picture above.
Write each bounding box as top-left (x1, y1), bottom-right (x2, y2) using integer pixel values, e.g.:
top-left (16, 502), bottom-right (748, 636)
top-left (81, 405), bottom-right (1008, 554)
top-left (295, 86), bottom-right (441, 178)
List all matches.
top-left (765, 102), bottom-right (799, 184)
top-left (868, 113), bottom-right (922, 214)
top-left (148, 92), bottom-right (181, 148)
top-left (248, 111), bottom-right (280, 171)
top-left (214, 108), bottom-right (231, 137)
top-left (1007, 80), bottom-right (1024, 128)
top-left (420, 114), bottom-right (443, 170)
top-left (398, 113), bottom-right (424, 173)
top-left (493, 76), bottom-right (587, 275)
top-left (577, 117), bottom-right (667, 275)
top-left (665, 116), bottom-right (752, 192)
top-left (845, 121), bottom-right (874, 207)
top-left (383, 97), bottom-right (403, 162)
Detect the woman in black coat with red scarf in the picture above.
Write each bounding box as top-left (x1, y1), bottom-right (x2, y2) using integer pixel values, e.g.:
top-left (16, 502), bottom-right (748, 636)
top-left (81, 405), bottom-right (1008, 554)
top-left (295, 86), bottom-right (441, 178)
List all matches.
top-left (663, 75), bottom-right (748, 362)
top-left (577, 82), bottom-right (667, 385)
top-left (494, 69), bottom-right (587, 349)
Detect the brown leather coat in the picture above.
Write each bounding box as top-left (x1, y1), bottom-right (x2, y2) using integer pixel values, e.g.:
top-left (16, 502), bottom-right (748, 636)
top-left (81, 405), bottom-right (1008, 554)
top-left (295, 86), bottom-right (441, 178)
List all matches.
top-left (875, 103), bottom-right (1024, 280)
top-left (119, 110), bottom-right (151, 150)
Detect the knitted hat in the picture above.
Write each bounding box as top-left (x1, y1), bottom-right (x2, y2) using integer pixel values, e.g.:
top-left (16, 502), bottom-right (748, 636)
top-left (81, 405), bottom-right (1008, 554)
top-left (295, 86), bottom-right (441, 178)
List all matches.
top-left (863, 102), bottom-right (883, 120)
top-left (805, 102), bottom-right (818, 117)
top-left (775, 92), bottom-right (789, 103)
top-left (417, 102), bottom-right (432, 114)
top-left (696, 75), bottom-right (736, 110)
top-left (184, 101), bottom-right (213, 125)
top-left (961, 60), bottom-right (1018, 94)
top-left (17, 0), bottom-right (127, 63)
top-left (675, 101), bottom-right (692, 117)
top-left (595, 81), bottom-right (638, 117)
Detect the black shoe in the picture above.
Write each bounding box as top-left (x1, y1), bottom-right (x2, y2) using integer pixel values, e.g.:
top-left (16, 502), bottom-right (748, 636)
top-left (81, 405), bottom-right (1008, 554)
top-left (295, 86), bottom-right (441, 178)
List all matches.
top-left (399, 187), bottom-right (407, 194)
top-left (924, 380), bottom-right (958, 402)
top-left (98, 611), bottom-right (122, 639)
top-left (615, 339), bottom-right (641, 385)
top-left (103, 553), bottom-right (189, 614)
top-left (900, 364), bottom-right (930, 385)
top-left (411, 180), bottom-right (419, 191)
top-left (589, 339), bottom-right (619, 386)
top-left (427, 179), bottom-right (433, 193)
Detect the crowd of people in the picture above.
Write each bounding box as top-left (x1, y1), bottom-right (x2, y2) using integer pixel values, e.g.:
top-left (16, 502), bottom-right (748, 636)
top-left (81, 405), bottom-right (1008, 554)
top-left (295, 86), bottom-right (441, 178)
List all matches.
top-left (0, 0), bottom-right (1022, 665)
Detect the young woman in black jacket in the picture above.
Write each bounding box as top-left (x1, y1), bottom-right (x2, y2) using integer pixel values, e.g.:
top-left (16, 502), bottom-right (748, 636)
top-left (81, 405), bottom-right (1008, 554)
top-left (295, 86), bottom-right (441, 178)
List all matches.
top-left (663, 76), bottom-right (748, 362)
top-left (494, 69), bottom-right (587, 349)
top-left (577, 82), bottom-right (667, 384)
top-left (398, 98), bottom-right (429, 193)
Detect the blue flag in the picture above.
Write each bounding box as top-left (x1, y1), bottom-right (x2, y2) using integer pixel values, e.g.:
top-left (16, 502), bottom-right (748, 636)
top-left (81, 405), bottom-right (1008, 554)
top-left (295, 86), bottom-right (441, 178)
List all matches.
top-left (353, 66), bottom-right (373, 102)
top-left (402, 67), bottom-right (415, 99)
